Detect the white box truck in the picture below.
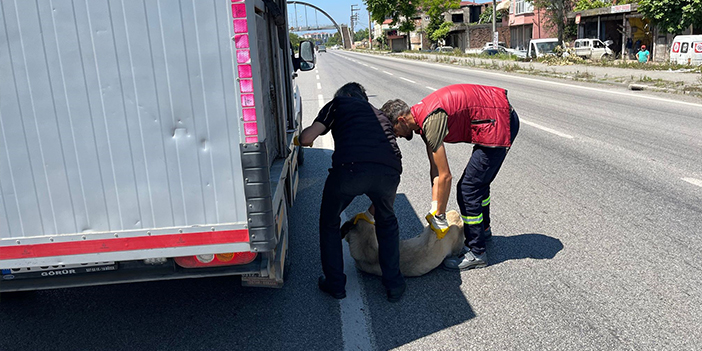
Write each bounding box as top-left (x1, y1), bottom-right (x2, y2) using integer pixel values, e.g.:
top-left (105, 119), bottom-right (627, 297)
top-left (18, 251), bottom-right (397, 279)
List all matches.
top-left (0, 0), bottom-right (315, 292)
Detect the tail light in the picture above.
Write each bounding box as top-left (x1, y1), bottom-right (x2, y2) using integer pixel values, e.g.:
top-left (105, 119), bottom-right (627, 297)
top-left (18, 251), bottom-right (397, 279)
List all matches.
top-left (174, 252), bottom-right (257, 268)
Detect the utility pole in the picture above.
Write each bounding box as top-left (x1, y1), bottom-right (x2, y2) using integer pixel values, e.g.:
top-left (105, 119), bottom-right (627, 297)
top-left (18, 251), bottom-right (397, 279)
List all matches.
top-left (351, 4), bottom-right (360, 43)
top-left (368, 7), bottom-right (372, 50)
top-left (492, 0), bottom-right (497, 47)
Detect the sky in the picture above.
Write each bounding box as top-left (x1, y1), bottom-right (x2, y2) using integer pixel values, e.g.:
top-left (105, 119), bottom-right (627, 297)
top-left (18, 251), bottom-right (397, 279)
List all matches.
top-left (286, 0), bottom-right (493, 34)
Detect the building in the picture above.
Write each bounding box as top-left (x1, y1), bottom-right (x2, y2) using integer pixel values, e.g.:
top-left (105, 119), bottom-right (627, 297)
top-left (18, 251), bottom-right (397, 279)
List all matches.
top-left (300, 32), bottom-right (333, 45)
top-left (504, 0), bottom-right (555, 50)
top-left (373, 18), bottom-right (409, 52)
top-left (442, 1), bottom-right (510, 51)
top-left (567, 4), bottom-right (652, 60)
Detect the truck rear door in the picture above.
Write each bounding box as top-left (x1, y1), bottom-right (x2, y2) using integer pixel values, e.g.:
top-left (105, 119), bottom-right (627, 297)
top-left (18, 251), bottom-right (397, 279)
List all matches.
top-left (1, 0), bottom-right (252, 270)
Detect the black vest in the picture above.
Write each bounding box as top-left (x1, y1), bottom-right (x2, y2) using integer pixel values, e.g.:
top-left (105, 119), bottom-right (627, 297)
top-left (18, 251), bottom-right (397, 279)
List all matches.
top-left (318, 97), bottom-right (402, 173)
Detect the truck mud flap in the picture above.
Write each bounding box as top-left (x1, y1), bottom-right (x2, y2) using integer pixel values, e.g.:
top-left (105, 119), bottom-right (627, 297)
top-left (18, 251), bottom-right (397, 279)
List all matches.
top-left (241, 211), bottom-right (288, 288)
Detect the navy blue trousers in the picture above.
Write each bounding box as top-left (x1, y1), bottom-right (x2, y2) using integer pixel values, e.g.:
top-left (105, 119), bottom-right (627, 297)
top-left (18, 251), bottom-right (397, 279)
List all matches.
top-left (319, 162), bottom-right (405, 292)
top-left (456, 110), bottom-right (519, 255)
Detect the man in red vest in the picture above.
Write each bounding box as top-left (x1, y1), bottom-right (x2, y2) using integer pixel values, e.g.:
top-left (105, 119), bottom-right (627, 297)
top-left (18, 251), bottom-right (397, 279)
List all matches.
top-left (381, 84), bottom-right (519, 270)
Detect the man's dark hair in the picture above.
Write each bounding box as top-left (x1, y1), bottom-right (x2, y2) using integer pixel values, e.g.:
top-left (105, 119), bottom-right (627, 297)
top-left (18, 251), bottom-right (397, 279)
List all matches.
top-left (380, 99), bottom-right (410, 125)
top-left (334, 82), bottom-right (368, 101)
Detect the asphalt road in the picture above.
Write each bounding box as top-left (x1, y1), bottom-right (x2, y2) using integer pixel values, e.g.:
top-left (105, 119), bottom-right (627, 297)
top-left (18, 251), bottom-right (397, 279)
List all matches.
top-left (2, 50), bottom-right (701, 351)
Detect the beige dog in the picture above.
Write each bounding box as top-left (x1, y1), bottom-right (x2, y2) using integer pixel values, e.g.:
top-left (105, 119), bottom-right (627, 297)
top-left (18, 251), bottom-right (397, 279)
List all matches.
top-left (341, 210), bottom-right (465, 277)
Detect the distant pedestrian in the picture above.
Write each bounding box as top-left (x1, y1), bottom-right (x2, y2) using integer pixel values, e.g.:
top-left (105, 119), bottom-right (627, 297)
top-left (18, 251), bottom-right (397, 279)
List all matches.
top-left (637, 44), bottom-right (650, 63)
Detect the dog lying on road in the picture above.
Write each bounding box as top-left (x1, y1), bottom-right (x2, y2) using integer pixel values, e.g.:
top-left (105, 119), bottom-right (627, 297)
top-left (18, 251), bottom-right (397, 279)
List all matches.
top-left (340, 210), bottom-right (465, 277)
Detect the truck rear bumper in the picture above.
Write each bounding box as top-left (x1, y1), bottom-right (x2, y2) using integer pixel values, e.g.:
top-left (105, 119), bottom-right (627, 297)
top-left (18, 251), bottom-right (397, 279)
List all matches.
top-left (0, 256), bottom-right (263, 293)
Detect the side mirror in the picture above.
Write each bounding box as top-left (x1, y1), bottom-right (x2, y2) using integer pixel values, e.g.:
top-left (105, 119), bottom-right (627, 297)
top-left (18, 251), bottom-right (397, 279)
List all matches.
top-left (298, 40), bottom-right (316, 71)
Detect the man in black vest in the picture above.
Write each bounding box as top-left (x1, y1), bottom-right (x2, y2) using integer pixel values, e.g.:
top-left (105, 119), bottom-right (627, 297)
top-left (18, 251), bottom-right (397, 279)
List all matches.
top-left (297, 82), bottom-right (406, 302)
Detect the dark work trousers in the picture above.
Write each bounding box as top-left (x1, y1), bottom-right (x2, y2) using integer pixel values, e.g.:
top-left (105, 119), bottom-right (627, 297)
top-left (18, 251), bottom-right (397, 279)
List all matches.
top-left (456, 110), bottom-right (520, 255)
top-left (319, 162), bottom-right (405, 293)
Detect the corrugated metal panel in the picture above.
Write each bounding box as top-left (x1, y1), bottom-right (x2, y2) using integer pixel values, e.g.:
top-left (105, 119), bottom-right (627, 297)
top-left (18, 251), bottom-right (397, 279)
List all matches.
top-left (0, 0), bottom-right (248, 240)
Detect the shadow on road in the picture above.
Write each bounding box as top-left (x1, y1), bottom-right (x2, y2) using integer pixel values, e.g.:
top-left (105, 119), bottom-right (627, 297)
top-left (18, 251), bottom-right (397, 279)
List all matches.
top-left (0, 148), bottom-right (564, 351)
top-left (357, 196), bottom-right (475, 350)
top-left (487, 233), bottom-right (564, 266)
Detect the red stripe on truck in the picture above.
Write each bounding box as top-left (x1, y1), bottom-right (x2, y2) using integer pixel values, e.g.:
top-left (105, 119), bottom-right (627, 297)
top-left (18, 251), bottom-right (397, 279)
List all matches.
top-left (0, 229), bottom-right (249, 260)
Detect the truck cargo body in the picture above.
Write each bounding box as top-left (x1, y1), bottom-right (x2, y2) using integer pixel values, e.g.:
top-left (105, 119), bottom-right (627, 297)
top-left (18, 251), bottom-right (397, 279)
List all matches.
top-left (0, 0), bottom-right (304, 291)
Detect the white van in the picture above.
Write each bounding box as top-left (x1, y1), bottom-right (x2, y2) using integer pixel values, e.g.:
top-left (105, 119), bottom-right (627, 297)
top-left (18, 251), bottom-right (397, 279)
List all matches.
top-left (669, 35), bottom-right (702, 65)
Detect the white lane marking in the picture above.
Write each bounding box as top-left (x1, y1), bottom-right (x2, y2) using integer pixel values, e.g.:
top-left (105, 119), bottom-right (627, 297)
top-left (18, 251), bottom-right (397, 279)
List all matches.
top-left (426, 86), bottom-right (437, 91)
top-left (383, 71), bottom-right (394, 76)
top-left (682, 177), bottom-right (702, 188)
top-left (370, 66), bottom-right (379, 70)
top-left (317, 82), bottom-right (322, 90)
top-left (339, 211), bottom-right (375, 351)
top-left (362, 63), bottom-right (369, 67)
top-left (400, 77), bottom-right (416, 83)
top-left (318, 94), bottom-right (325, 108)
top-left (317, 133), bottom-right (374, 351)
top-left (316, 75), bottom-right (320, 80)
top-left (343, 51), bottom-right (702, 109)
top-left (315, 70), bottom-right (319, 73)
top-left (521, 118), bottom-right (574, 139)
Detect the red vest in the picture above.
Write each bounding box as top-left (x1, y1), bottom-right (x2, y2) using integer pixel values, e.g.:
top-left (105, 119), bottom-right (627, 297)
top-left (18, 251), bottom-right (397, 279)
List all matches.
top-left (411, 84), bottom-right (513, 147)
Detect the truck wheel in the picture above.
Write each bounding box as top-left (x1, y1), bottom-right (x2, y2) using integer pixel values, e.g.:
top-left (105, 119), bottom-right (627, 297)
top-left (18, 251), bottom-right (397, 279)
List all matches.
top-left (297, 146), bottom-right (304, 166)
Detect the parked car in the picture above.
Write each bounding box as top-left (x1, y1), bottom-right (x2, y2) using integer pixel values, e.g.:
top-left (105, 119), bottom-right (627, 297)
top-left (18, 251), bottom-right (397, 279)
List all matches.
top-left (481, 47), bottom-right (508, 56)
top-left (669, 35), bottom-right (702, 65)
top-left (574, 38), bottom-right (614, 60)
top-left (527, 38), bottom-right (561, 59)
top-left (483, 42), bottom-right (507, 49)
top-left (435, 46), bottom-right (454, 53)
top-left (318, 45), bottom-right (327, 53)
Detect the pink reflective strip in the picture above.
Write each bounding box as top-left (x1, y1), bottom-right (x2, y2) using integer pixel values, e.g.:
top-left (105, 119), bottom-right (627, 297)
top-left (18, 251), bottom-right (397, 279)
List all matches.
top-left (244, 122), bottom-right (258, 136)
top-left (237, 49), bottom-right (250, 63)
top-left (242, 108), bottom-right (256, 121)
top-left (233, 19), bottom-right (248, 33)
top-left (241, 94), bottom-right (255, 107)
top-left (240, 79), bottom-right (253, 93)
top-left (231, 3), bottom-right (246, 18)
top-left (235, 34), bottom-right (249, 48)
top-left (245, 136), bottom-right (258, 143)
top-left (238, 64), bottom-right (252, 78)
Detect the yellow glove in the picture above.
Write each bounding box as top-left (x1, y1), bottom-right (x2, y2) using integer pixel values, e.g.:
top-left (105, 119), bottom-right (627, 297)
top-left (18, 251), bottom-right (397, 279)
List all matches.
top-left (293, 135), bottom-right (301, 146)
top-left (426, 212), bottom-right (450, 240)
top-left (353, 211), bottom-right (375, 225)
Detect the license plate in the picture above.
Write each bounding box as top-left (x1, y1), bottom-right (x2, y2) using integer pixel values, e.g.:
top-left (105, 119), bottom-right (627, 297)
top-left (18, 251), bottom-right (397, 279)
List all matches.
top-left (1, 262), bottom-right (117, 281)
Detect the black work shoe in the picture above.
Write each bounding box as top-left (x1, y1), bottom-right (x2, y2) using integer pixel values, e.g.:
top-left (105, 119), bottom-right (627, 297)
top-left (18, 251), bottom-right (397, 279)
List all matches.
top-left (386, 283), bottom-right (406, 303)
top-left (318, 276), bottom-right (346, 299)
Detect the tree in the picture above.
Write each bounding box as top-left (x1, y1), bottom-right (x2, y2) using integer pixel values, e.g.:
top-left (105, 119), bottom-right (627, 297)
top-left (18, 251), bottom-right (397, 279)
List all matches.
top-left (531, 0), bottom-right (577, 44)
top-left (430, 21), bottom-right (453, 43)
top-left (478, 4), bottom-right (503, 24)
top-left (365, 0), bottom-right (418, 49)
top-left (573, 0), bottom-right (611, 11)
top-left (289, 32), bottom-right (302, 49)
top-left (365, 0), bottom-right (417, 33)
top-left (638, 0), bottom-right (702, 34)
top-left (354, 28), bottom-right (371, 42)
top-left (326, 33), bottom-right (341, 46)
top-left (421, 0), bottom-right (461, 44)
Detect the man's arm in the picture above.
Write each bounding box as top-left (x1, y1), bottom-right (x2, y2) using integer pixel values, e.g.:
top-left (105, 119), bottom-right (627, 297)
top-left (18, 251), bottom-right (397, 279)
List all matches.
top-left (426, 141), bottom-right (452, 215)
top-left (298, 122), bottom-right (327, 146)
